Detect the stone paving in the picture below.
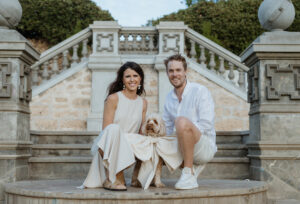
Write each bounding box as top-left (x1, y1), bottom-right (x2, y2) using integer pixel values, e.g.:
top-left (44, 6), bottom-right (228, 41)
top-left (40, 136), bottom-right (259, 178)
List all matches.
top-left (5, 179), bottom-right (268, 204)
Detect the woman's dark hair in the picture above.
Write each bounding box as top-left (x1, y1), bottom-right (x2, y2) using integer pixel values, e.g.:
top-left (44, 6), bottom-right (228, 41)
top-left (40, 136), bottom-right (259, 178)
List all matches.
top-left (107, 61), bottom-right (145, 98)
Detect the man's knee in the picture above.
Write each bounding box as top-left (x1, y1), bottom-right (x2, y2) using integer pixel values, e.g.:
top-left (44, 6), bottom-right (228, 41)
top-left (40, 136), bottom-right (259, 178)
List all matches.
top-left (175, 116), bottom-right (189, 132)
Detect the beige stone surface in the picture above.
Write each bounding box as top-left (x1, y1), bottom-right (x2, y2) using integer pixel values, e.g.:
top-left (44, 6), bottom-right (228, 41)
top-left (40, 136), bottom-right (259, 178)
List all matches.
top-left (5, 179), bottom-right (268, 204)
top-left (30, 68), bottom-right (92, 131)
top-left (30, 66), bottom-right (249, 131)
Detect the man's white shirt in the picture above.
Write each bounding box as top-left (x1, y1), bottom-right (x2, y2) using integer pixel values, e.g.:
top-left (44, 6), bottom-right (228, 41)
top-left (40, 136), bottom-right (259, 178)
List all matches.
top-left (163, 81), bottom-right (217, 152)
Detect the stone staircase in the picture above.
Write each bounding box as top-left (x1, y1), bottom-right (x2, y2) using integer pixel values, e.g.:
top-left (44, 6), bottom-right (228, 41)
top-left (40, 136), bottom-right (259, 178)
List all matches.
top-left (29, 130), bottom-right (250, 180)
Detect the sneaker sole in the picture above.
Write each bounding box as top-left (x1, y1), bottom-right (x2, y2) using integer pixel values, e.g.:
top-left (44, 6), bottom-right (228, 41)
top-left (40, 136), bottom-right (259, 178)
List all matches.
top-left (175, 184), bottom-right (199, 190)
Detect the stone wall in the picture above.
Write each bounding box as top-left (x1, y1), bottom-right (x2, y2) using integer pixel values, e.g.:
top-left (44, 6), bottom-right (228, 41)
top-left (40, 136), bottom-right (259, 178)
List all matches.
top-left (30, 68), bottom-right (92, 130)
top-left (30, 65), bottom-right (249, 131)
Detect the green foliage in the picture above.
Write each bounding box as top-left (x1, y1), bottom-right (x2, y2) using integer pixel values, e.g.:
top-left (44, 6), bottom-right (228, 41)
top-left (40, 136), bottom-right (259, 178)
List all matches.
top-left (152, 0), bottom-right (267, 55)
top-left (288, 0), bottom-right (300, 32)
top-left (17, 0), bottom-right (113, 46)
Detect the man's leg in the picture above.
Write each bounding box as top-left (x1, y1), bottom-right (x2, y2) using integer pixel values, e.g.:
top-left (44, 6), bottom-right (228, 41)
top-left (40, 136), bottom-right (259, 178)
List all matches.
top-left (175, 116), bottom-right (201, 169)
top-left (174, 116), bottom-right (201, 190)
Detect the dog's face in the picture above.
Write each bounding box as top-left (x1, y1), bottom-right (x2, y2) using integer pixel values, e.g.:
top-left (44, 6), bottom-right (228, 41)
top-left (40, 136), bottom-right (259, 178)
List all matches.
top-left (142, 113), bottom-right (166, 137)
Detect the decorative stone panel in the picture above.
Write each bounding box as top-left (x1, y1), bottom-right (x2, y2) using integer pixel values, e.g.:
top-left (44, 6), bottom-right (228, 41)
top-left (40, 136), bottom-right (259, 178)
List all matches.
top-left (96, 34), bottom-right (113, 53)
top-left (248, 64), bottom-right (259, 103)
top-left (0, 62), bottom-right (12, 98)
top-left (266, 64), bottom-right (300, 100)
top-left (162, 34), bottom-right (180, 53)
top-left (19, 63), bottom-right (32, 102)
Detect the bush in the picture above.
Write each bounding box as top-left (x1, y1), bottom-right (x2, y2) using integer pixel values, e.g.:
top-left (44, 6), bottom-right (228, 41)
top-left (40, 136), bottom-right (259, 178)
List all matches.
top-left (151, 0), bottom-right (300, 55)
top-left (17, 0), bottom-right (114, 46)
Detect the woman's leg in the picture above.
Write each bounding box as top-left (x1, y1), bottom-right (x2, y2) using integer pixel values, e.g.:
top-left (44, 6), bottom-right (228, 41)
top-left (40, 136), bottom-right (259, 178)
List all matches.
top-left (99, 149), bottom-right (127, 190)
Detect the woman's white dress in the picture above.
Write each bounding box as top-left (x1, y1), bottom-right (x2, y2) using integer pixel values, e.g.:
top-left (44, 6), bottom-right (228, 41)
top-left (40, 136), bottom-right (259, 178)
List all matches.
top-left (82, 91), bottom-right (143, 188)
top-left (81, 91), bottom-right (183, 189)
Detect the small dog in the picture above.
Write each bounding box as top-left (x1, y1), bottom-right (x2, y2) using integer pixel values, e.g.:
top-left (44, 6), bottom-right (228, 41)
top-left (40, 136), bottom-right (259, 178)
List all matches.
top-left (131, 113), bottom-right (166, 188)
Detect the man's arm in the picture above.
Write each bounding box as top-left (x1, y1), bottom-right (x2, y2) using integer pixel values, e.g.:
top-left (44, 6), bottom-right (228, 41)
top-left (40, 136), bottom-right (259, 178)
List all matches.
top-left (163, 102), bottom-right (174, 136)
top-left (197, 87), bottom-right (215, 133)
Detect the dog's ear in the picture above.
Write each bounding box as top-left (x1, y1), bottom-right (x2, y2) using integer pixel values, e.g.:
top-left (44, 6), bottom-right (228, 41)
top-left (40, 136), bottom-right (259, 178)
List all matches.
top-left (158, 119), bottom-right (166, 136)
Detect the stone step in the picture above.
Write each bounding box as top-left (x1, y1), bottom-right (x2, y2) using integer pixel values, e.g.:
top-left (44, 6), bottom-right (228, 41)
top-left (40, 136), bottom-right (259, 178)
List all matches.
top-left (32, 144), bottom-right (91, 157)
top-left (28, 156), bottom-right (249, 180)
top-left (30, 131), bottom-right (99, 144)
top-left (31, 130), bottom-right (249, 145)
top-left (216, 131), bottom-right (249, 144)
top-left (32, 143), bottom-right (247, 157)
top-left (215, 144), bottom-right (248, 157)
top-left (5, 179), bottom-right (268, 204)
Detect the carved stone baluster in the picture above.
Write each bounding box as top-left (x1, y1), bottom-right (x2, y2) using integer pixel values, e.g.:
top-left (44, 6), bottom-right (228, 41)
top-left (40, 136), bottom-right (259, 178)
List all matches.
top-left (189, 39), bottom-right (196, 60)
top-left (81, 39), bottom-right (88, 61)
top-left (71, 44), bottom-right (79, 66)
top-left (218, 56), bottom-right (225, 76)
top-left (32, 67), bottom-right (39, 86)
top-left (209, 51), bottom-right (216, 71)
top-left (148, 34), bottom-right (154, 51)
top-left (199, 45), bottom-right (206, 68)
top-left (42, 61), bottom-right (49, 82)
top-left (52, 56), bottom-right (59, 76)
top-left (228, 62), bottom-right (235, 81)
top-left (140, 34), bottom-right (146, 52)
top-left (132, 34), bottom-right (138, 51)
top-left (124, 33), bottom-right (129, 51)
top-left (238, 68), bottom-right (245, 88)
top-left (62, 50), bottom-right (69, 70)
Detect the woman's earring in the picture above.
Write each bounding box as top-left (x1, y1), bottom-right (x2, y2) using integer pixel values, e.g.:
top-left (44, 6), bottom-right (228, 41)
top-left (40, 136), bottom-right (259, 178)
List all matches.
top-left (123, 85), bottom-right (125, 90)
top-left (138, 85), bottom-right (141, 90)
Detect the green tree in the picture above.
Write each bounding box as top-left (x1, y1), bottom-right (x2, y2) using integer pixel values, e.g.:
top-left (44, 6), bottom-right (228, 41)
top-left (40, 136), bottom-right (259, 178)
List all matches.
top-left (17, 0), bottom-right (113, 46)
top-left (151, 0), bottom-right (300, 55)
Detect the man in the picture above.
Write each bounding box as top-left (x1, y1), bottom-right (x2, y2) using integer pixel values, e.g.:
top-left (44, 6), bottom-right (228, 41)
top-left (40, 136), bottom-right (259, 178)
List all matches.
top-left (163, 54), bottom-right (217, 190)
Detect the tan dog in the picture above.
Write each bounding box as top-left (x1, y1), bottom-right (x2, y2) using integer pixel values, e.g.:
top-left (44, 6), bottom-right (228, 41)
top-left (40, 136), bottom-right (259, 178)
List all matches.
top-left (131, 113), bottom-right (166, 188)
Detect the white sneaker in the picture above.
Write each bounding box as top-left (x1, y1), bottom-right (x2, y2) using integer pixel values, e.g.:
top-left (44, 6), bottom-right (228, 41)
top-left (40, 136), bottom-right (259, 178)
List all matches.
top-left (175, 167), bottom-right (198, 190)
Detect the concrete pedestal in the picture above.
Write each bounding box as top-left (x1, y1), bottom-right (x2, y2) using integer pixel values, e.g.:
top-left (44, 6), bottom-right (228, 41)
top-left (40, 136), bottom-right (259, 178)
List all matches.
top-left (241, 31), bottom-right (300, 200)
top-left (0, 28), bottom-right (39, 204)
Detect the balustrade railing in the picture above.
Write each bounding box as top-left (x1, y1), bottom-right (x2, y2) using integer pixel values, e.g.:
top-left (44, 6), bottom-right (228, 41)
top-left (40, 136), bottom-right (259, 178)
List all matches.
top-left (185, 28), bottom-right (249, 90)
top-left (31, 22), bottom-right (249, 94)
top-left (119, 27), bottom-right (158, 54)
top-left (31, 28), bottom-right (92, 87)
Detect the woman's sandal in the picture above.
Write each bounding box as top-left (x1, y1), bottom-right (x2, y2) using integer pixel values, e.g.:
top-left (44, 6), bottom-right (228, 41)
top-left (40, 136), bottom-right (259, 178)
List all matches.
top-left (103, 179), bottom-right (127, 191)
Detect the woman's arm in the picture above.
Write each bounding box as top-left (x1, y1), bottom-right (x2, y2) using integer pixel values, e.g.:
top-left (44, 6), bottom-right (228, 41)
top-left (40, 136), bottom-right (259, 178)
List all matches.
top-left (139, 98), bottom-right (148, 134)
top-left (102, 93), bottom-right (118, 130)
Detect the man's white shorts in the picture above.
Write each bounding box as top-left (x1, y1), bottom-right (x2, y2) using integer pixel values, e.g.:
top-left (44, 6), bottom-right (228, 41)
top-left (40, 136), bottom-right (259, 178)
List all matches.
top-left (193, 135), bottom-right (216, 165)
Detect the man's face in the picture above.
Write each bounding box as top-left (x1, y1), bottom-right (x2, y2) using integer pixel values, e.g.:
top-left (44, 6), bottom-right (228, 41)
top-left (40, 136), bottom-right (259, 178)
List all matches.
top-left (167, 60), bottom-right (186, 88)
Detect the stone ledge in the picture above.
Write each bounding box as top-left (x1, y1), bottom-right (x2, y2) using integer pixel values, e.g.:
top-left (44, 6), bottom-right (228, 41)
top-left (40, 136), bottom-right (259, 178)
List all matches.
top-left (0, 154), bottom-right (31, 159)
top-left (247, 155), bottom-right (300, 160)
top-left (28, 156), bottom-right (249, 163)
top-left (32, 144), bottom-right (90, 149)
top-left (30, 130), bottom-right (99, 136)
top-left (5, 179), bottom-right (267, 200)
top-left (30, 130), bottom-right (249, 136)
top-left (31, 143), bottom-right (247, 150)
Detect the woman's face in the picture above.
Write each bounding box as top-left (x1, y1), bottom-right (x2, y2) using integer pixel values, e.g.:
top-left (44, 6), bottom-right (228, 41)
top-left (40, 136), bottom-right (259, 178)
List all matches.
top-left (122, 68), bottom-right (142, 92)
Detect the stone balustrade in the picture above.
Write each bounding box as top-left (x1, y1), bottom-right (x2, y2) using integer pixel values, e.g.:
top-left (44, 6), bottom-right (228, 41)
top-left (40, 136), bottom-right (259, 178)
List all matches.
top-left (119, 27), bottom-right (158, 54)
top-left (185, 28), bottom-right (249, 91)
top-left (30, 22), bottom-right (248, 94)
top-left (31, 28), bottom-right (92, 87)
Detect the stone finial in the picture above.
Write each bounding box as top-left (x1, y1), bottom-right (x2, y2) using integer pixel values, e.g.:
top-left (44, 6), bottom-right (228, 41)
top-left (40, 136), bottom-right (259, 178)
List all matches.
top-left (0, 0), bottom-right (22, 29)
top-left (258, 0), bottom-right (295, 31)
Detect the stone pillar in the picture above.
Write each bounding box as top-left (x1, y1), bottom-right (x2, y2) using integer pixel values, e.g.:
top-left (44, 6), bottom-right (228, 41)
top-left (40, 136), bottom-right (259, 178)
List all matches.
top-left (87, 21), bottom-right (122, 131)
top-left (154, 22), bottom-right (187, 113)
top-left (241, 31), bottom-right (300, 200)
top-left (0, 1), bottom-right (39, 203)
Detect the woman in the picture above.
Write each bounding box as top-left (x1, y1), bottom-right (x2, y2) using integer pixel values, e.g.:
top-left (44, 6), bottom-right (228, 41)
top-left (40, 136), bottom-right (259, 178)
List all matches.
top-left (81, 61), bottom-right (147, 191)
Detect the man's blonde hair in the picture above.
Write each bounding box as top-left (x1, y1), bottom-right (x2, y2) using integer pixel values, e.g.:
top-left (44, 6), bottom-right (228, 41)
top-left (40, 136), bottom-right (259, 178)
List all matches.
top-left (164, 54), bottom-right (187, 71)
